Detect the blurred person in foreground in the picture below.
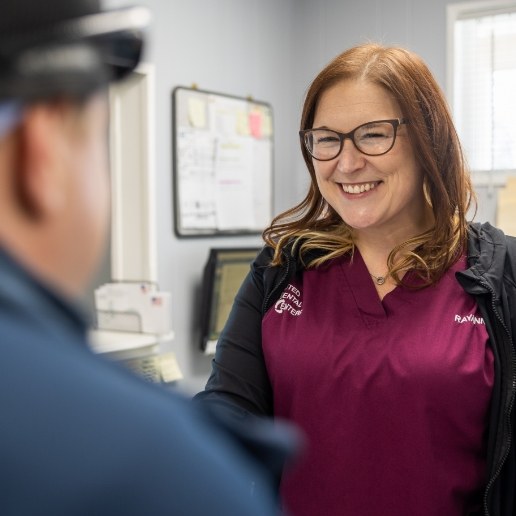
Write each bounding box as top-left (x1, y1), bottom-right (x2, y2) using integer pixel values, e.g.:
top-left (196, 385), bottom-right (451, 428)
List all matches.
top-left (0, 1), bottom-right (292, 514)
top-left (197, 43), bottom-right (516, 516)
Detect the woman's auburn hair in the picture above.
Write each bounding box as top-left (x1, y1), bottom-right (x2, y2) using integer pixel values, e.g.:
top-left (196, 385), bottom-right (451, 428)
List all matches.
top-left (262, 43), bottom-right (475, 286)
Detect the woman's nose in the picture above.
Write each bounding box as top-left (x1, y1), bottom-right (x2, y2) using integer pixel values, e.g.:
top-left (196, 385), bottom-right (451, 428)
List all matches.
top-left (336, 138), bottom-right (366, 173)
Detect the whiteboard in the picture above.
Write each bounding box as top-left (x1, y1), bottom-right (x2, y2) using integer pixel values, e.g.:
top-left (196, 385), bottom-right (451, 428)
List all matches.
top-left (172, 86), bottom-right (274, 237)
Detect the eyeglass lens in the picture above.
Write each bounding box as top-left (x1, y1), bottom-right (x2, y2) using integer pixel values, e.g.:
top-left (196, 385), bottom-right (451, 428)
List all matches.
top-left (305, 120), bottom-right (398, 160)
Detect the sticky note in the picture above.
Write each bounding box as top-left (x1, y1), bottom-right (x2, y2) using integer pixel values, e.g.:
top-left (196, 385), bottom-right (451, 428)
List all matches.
top-left (249, 110), bottom-right (263, 138)
top-left (159, 352), bottom-right (184, 383)
top-left (188, 97), bottom-right (207, 128)
top-left (236, 110), bottom-right (250, 135)
top-left (262, 112), bottom-right (272, 137)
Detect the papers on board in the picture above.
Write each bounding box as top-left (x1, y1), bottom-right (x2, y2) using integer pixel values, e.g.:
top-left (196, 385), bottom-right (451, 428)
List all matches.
top-left (174, 89), bottom-right (273, 234)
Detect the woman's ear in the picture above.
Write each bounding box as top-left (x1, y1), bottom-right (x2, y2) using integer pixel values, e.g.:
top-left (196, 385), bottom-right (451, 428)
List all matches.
top-left (15, 104), bottom-right (69, 220)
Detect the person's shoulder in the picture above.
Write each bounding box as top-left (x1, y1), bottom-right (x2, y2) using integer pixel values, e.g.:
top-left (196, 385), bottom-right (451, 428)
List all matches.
top-left (249, 245), bottom-right (285, 286)
top-left (250, 244), bottom-right (293, 285)
top-left (252, 245), bottom-right (275, 268)
top-left (1, 333), bottom-right (277, 515)
top-left (467, 221), bottom-right (516, 283)
top-left (252, 240), bottom-right (302, 270)
top-left (468, 221), bottom-right (516, 251)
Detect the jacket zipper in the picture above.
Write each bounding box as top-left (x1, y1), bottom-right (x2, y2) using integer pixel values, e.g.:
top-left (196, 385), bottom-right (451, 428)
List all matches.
top-left (481, 280), bottom-right (516, 516)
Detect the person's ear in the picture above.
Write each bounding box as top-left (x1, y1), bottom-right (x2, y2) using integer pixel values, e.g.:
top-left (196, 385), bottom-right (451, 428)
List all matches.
top-left (15, 104), bottom-right (69, 220)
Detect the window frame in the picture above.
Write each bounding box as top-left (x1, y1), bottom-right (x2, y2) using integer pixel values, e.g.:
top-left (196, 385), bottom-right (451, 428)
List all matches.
top-left (447, 0), bottom-right (516, 187)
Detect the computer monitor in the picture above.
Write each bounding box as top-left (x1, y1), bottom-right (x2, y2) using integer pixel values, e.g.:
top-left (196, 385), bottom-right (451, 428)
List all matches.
top-left (200, 248), bottom-right (261, 354)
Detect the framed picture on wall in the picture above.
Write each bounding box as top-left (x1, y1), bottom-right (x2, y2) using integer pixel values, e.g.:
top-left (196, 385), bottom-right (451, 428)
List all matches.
top-left (172, 86), bottom-right (274, 237)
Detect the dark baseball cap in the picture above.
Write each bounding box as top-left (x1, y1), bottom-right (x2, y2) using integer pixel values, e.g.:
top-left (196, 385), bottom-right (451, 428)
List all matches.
top-left (0, 0), bottom-right (150, 101)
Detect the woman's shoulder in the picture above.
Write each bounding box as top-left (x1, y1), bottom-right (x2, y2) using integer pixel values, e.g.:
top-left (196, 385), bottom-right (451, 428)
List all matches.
top-left (249, 243), bottom-right (301, 314)
top-left (253, 245), bottom-right (275, 267)
top-left (467, 221), bottom-right (516, 283)
top-left (251, 245), bottom-right (291, 287)
top-left (468, 222), bottom-right (516, 254)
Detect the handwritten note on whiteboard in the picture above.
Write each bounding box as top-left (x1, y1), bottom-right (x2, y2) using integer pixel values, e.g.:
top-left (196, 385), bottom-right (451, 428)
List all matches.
top-left (172, 87), bottom-right (273, 236)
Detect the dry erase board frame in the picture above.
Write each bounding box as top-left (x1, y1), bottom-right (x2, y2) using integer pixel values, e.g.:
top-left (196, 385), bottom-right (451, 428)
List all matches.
top-left (172, 86), bottom-right (274, 237)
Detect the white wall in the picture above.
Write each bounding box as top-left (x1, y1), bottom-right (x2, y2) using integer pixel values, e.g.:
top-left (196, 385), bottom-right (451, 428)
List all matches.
top-left (100, 0), bottom-right (494, 393)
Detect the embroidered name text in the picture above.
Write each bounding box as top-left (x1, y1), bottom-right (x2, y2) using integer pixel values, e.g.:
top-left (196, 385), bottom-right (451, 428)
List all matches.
top-left (454, 314), bottom-right (485, 325)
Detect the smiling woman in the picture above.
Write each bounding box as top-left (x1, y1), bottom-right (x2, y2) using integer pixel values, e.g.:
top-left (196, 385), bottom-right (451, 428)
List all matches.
top-left (196, 43), bottom-right (516, 516)
top-left (266, 44), bottom-right (472, 290)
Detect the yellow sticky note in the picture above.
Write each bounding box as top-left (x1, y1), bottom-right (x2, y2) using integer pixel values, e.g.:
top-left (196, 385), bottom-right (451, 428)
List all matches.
top-left (159, 352), bottom-right (183, 383)
top-left (236, 110), bottom-right (250, 135)
top-left (262, 112), bottom-right (272, 137)
top-left (188, 97), bottom-right (207, 129)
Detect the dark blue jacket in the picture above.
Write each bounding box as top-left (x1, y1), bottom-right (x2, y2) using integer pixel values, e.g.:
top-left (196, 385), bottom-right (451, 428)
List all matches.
top-left (0, 247), bottom-right (284, 516)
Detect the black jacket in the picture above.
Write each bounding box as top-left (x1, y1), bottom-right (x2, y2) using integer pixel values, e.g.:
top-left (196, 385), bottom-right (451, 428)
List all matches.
top-left (199, 222), bottom-right (516, 516)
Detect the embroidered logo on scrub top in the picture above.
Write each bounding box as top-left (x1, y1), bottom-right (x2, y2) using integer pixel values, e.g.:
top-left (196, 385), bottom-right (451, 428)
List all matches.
top-left (274, 284), bottom-right (303, 316)
top-left (454, 313), bottom-right (485, 325)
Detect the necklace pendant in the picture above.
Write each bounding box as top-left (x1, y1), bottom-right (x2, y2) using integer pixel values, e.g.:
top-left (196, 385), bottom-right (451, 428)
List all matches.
top-left (376, 276), bottom-right (386, 285)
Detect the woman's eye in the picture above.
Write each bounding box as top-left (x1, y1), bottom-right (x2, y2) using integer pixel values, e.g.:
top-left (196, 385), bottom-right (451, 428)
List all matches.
top-left (361, 130), bottom-right (387, 139)
top-left (315, 134), bottom-right (340, 145)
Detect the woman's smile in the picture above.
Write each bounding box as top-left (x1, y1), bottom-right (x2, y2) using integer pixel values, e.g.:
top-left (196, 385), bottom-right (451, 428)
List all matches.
top-left (340, 181), bottom-right (382, 195)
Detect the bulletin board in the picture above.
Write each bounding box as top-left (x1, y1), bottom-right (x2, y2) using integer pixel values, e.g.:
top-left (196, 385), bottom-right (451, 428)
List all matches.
top-left (172, 86), bottom-right (274, 237)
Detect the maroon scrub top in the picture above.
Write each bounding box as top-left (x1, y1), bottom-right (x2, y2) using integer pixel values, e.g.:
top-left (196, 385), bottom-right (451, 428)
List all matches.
top-left (263, 252), bottom-right (493, 516)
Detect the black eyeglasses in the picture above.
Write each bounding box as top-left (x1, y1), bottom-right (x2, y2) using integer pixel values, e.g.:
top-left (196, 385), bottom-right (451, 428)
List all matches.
top-left (299, 118), bottom-right (409, 161)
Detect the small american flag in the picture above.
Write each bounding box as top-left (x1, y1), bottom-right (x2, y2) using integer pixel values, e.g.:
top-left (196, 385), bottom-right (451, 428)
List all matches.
top-left (151, 296), bottom-right (162, 306)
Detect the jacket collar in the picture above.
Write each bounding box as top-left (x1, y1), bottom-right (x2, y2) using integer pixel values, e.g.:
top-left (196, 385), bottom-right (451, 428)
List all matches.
top-left (456, 221), bottom-right (508, 298)
top-left (0, 246), bottom-right (89, 341)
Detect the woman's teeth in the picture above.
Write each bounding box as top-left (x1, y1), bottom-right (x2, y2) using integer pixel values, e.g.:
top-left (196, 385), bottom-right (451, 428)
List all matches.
top-left (342, 182), bottom-right (378, 194)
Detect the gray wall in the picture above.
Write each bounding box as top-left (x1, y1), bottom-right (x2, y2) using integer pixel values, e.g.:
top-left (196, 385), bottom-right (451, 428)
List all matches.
top-left (100, 0), bottom-right (495, 394)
